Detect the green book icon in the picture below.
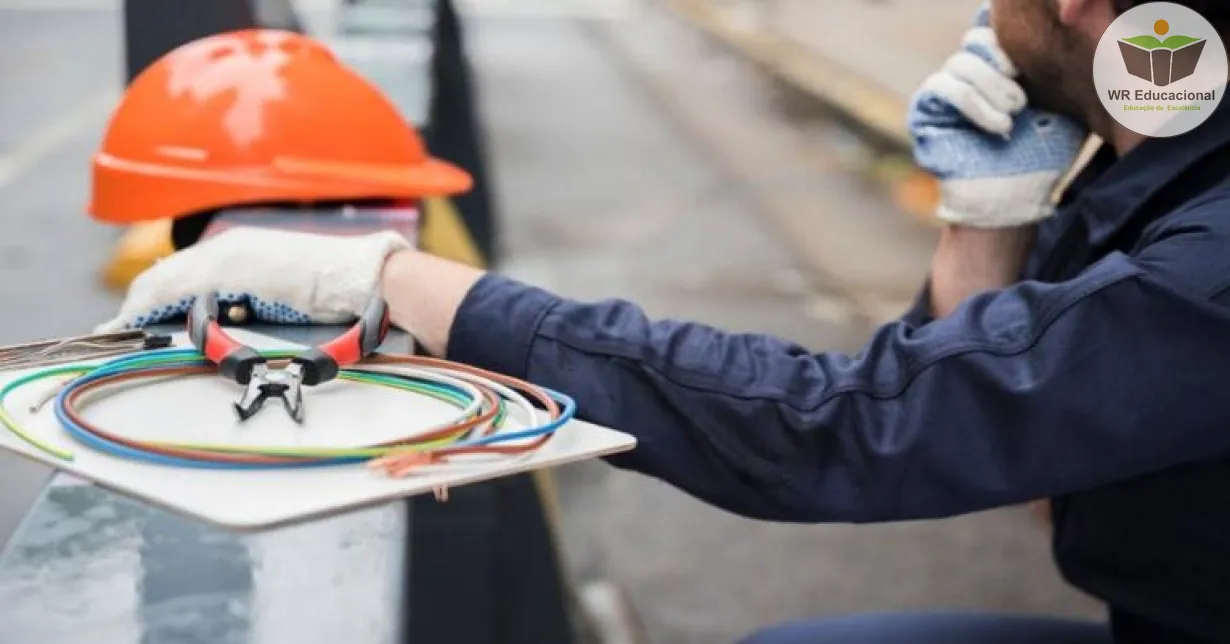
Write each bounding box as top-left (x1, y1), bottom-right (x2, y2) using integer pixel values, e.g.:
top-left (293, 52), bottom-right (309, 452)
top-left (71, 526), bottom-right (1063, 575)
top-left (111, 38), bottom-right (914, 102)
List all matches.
top-left (1118, 34), bottom-right (1207, 86)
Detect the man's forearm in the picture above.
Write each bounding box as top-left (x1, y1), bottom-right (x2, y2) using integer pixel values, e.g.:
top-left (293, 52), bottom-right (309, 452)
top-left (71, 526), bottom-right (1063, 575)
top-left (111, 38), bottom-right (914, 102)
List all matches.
top-left (925, 223), bottom-right (1054, 522)
top-left (927, 224), bottom-right (1036, 317)
top-left (382, 221), bottom-right (1037, 355)
top-left (380, 249), bottom-right (486, 356)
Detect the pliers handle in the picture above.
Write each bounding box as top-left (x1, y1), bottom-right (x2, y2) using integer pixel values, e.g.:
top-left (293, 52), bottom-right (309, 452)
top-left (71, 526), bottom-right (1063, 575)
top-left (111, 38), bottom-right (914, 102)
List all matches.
top-left (186, 293), bottom-right (391, 385)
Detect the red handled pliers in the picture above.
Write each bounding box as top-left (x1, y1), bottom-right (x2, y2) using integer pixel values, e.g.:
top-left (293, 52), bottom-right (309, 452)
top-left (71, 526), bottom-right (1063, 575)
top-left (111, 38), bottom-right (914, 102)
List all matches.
top-left (186, 293), bottom-right (391, 423)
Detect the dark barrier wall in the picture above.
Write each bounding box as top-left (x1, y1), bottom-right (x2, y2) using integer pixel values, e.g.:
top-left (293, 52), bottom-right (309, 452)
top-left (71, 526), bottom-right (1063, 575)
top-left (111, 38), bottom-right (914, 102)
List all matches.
top-left (425, 0), bottom-right (502, 266)
top-left (124, 0), bottom-right (262, 81)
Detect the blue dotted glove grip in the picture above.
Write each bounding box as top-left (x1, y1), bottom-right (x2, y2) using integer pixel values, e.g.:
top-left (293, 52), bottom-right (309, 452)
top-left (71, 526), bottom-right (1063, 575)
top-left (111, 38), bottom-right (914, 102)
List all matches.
top-left (906, 3), bottom-right (1086, 185)
top-left (131, 294), bottom-right (312, 329)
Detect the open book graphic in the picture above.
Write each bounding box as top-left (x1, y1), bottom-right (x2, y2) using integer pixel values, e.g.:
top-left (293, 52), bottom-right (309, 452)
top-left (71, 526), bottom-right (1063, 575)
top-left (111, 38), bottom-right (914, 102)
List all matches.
top-left (1118, 34), bottom-right (1207, 86)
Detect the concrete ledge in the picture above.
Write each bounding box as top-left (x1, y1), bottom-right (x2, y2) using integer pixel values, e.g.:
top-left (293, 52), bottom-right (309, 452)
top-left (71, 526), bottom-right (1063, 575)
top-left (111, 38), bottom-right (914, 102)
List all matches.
top-left (662, 0), bottom-right (948, 226)
top-left (663, 0), bottom-right (911, 150)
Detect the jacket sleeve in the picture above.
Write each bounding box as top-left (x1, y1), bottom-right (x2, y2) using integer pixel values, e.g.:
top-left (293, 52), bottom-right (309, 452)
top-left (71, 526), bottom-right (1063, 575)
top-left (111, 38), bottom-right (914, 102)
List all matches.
top-left (445, 231), bottom-right (1230, 524)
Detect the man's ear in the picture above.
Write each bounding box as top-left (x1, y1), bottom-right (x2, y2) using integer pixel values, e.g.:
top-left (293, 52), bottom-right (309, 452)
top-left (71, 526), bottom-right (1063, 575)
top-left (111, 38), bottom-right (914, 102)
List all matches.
top-left (1052, 0), bottom-right (1084, 23)
top-left (1055, 0), bottom-right (1119, 35)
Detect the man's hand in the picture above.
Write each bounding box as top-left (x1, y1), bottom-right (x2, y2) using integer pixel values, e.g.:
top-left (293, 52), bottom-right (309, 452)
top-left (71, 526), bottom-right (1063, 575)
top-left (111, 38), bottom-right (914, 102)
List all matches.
top-left (99, 226), bottom-right (487, 358)
top-left (906, 3), bottom-right (1088, 317)
top-left (907, 3), bottom-right (1088, 228)
top-left (97, 227), bottom-right (413, 333)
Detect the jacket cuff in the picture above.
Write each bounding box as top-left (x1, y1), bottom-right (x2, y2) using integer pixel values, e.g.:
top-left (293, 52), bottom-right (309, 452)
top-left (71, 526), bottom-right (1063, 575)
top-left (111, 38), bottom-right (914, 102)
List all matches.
top-left (445, 273), bottom-right (563, 379)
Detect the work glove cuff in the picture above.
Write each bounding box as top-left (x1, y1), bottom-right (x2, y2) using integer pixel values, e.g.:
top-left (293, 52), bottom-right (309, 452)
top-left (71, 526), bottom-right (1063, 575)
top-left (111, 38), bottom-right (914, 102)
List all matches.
top-left (935, 170), bottom-right (1062, 228)
top-left (313, 231), bottom-right (412, 321)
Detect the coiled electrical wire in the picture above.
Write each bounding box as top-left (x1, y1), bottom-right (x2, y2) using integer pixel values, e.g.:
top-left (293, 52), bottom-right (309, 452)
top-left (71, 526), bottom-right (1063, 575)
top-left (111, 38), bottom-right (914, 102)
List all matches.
top-left (0, 348), bottom-right (574, 477)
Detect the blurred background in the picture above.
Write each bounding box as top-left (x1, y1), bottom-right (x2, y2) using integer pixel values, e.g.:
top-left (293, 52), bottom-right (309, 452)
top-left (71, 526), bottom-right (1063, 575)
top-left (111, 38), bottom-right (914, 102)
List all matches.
top-left (0, 0), bottom-right (1105, 642)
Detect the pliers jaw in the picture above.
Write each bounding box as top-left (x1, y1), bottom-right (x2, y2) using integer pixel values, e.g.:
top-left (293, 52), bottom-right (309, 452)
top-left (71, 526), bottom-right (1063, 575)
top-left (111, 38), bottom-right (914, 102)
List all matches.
top-left (234, 363), bottom-right (306, 423)
top-left (188, 292), bottom-right (390, 424)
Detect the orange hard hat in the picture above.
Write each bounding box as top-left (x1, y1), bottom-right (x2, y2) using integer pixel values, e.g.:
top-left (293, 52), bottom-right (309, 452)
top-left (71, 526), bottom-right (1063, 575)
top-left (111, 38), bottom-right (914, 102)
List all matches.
top-left (89, 29), bottom-right (472, 225)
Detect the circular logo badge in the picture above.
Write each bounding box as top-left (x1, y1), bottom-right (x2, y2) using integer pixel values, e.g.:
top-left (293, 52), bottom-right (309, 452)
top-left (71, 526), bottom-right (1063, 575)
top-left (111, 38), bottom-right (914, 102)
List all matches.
top-left (1093, 1), bottom-right (1228, 138)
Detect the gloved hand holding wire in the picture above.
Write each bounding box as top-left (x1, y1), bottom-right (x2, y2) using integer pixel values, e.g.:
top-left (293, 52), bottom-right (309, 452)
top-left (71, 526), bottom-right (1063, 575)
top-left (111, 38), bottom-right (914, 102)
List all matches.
top-left (906, 2), bottom-right (1088, 228)
top-left (96, 227), bottom-right (411, 333)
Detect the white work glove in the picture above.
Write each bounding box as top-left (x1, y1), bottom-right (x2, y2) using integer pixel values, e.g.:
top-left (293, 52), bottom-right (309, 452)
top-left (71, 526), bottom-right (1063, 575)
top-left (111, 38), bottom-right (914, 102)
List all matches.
top-left (96, 227), bottom-right (411, 333)
top-left (906, 3), bottom-right (1088, 227)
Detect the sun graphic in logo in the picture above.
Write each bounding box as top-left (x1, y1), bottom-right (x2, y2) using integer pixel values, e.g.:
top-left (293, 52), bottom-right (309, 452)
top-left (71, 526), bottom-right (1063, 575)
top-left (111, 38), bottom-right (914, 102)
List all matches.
top-left (1117, 16), bottom-right (1207, 86)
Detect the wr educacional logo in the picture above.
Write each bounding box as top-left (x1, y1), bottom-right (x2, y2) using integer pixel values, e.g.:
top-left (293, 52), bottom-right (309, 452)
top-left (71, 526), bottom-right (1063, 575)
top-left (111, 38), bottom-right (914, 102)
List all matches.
top-left (1093, 2), bottom-right (1227, 138)
top-left (1115, 18), bottom-right (1207, 88)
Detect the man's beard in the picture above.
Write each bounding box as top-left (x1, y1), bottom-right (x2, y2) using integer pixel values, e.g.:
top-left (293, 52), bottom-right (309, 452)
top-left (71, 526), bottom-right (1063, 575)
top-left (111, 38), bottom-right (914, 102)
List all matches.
top-left (996, 1), bottom-right (1101, 129)
top-left (1017, 67), bottom-right (1089, 122)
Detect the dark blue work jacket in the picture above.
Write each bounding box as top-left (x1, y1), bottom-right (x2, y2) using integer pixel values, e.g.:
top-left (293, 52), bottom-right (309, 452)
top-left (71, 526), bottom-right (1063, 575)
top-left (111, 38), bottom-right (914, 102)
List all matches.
top-left (448, 106), bottom-right (1230, 643)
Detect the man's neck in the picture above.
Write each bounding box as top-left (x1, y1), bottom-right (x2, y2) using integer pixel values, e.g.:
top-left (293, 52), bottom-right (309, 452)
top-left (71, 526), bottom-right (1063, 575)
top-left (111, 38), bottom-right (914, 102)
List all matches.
top-left (1107, 123), bottom-right (1147, 156)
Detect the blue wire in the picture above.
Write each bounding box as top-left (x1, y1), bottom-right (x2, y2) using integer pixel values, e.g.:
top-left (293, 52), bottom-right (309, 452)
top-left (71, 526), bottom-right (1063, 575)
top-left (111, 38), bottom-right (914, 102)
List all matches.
top-left (445, 388), bottom-right (577, 448)
top-left (51, 351), bottom-right (577, 469)
top-left (54, 350), bottom-right (385, 469)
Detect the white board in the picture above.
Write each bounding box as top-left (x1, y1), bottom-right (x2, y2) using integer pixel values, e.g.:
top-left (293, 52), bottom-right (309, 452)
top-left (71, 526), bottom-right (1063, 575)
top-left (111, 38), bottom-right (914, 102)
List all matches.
top-left (0, 329), bottom-right (637, 531)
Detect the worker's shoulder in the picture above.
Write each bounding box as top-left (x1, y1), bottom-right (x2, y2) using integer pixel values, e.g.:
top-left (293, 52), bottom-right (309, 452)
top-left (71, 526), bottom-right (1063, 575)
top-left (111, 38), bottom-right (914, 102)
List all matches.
top-left (1136, 186), bottom-right (1230, 301)
top-left (1157, 179), bottom-right (1230, 223)
top-left (1140, 182), bottom-right (1230, 244)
